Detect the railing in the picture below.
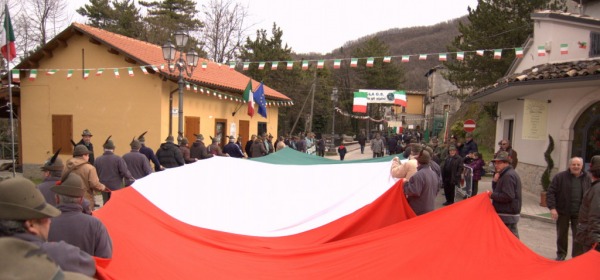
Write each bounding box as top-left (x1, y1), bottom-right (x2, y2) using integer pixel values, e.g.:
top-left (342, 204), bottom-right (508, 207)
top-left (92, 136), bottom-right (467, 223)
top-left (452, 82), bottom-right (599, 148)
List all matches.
top-left (456, 164), bottom-right (473, 199)
top-left (0, 142), bottom-right (18, 160)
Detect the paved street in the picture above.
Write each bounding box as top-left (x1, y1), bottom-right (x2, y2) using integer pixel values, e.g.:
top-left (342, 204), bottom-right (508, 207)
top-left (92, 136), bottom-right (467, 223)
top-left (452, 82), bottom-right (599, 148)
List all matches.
top-left (326, 143), bottom-right (569, 261)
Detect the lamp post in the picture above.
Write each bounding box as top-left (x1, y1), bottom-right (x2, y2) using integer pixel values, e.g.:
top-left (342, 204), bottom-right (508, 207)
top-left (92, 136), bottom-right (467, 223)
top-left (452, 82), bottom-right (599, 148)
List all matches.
top-left (162, 30), bottom-right (199, 142)
top-left (329, 87), bottom-right (339, 155)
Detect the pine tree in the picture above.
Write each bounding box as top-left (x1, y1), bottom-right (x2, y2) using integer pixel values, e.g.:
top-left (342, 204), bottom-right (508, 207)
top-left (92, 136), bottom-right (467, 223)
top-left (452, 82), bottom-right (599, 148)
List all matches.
top-left (139, 0), bottom-right (203, 48)
top-left (77, 0), bottom-right (114, 29)
top-left (77, 0), bottom-right (144, 39)
top-left (444, 0), bottom-right (566, 91)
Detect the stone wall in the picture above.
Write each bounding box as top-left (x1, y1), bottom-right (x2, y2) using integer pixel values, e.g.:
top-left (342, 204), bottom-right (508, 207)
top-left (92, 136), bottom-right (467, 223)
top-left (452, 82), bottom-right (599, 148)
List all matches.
top-left (22, 164), bottom-right (43, 180)
top-left (515, 162), bottom-right (557, 194)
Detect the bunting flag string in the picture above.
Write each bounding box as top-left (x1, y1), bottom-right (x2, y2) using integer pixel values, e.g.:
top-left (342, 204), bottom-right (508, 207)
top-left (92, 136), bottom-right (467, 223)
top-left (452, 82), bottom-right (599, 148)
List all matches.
top-left (334, 107), bottom-right (432, 122)
top-left (9, 42), bottom-right (580, 108)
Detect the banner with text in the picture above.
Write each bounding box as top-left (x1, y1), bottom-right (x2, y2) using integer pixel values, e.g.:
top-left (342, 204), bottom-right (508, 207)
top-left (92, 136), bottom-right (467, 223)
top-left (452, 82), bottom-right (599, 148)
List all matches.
top-left (358, 89), bottom-right (406, 105)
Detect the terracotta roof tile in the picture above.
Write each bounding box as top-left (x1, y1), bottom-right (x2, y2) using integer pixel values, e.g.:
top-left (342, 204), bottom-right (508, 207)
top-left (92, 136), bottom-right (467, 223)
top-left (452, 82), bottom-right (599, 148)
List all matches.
top-left (73, 23), bottom-right (290, 101)
top-left (473, 59), bottom-right (600, 96)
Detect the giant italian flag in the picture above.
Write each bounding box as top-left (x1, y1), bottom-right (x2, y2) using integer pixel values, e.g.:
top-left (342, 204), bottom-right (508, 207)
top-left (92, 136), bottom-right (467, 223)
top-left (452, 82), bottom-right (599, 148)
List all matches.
top-left (394, 90), bottom-right (407, 107)
top-left (94, 148), bottom-right (600, 279)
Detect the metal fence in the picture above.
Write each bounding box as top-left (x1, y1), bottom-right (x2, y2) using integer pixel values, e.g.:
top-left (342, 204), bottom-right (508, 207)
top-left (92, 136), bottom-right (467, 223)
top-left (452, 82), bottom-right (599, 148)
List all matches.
top-left (0, 142), bottom-right (18, 160)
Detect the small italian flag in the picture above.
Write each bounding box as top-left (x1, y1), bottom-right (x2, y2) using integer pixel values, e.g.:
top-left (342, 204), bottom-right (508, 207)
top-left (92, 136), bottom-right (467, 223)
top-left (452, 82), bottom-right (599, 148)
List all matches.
top-left (140, 66), bottom-right (148, 74)
top-left (83, 69), bottom-right (90, 80)
top-left (287, 61), bottom-right (294, 70)
top-left (127, 67), bottom-right (134, 76)
top-left (29, 69), bottom-right (37, 81)
top-left (456, 52), bottom-right (464, 61)
top-left (11, 69), bottom-right (19, 83)
top-left (160, 64), bottom-right (165, 70)
top-left (193, 85), bottom-right (198, 92)
top-left (229, 61), bottom-right (236, 70)
top-left (317, 60), bottom-right (324, 69)
top-left (186, 83), bottom-right (190, 90)
top-left (537, 46), bottom-right (546, 56)
top-left (96, 68), bottom-right (104, 76)
top-left (114, 68), bottom-right (120, 78)
top-left (366, 57), bottom-right (374, 67)
top-left (202, 62), bottom-right (207, 70)
top-left (67, 69), bottom-right (74, 79)
top-left (419, 54), bottom-right (427, 60)
top-left (402, 55), bottom-right (410, 62)
top-left (271, 61), bottom-right (278, 70)
top-left (258, 62), bottom-right (265, 70)
top-left (438, 53), bottom-right (447, 61)
top-left (46, 69), bottom-right (58, 75)
top-left (515, 47), bottom-right (524, 58)
top-left (169, 64), bottom-right (175, 71)
top-left (243, 62), bottom-right (250, 70)
top-left (394, 90), bottom-right (407, 107)
top-left (301, 61), bottom-right (309, 70)
top-left (383, 56), bottom-right (391, 63)
top-left (350, 58), bottom-right (358, 67)
top-left (493, 49), bottom-right (502, 59)
top-left (333, 59), bottom-right (341, 69)
top-left (151, 65), bottom-right (159, 72)
top-left (353, 92), bottom-right (368, 113)
top-left (476, 50), bottom-right (484, 56)
top-left (560, 44), bottom-right (568, 54)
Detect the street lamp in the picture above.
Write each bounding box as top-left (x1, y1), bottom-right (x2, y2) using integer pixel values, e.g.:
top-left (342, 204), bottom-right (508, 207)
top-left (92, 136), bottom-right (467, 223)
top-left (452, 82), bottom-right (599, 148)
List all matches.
top-left (162, 30), bottom-right (200, 143)
top-left (329, 87), bottom-right (339, 155)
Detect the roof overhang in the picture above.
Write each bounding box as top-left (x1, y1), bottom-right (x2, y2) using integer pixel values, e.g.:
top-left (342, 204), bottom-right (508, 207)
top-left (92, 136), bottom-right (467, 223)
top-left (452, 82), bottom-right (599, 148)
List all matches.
top-left (467, 75), bottom-right (600, 102)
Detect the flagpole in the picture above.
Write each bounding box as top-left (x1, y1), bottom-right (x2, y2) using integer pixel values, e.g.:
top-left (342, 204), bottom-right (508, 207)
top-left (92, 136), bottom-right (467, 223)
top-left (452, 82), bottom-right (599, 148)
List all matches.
top-left (4, 3), bottom-right (15, 177)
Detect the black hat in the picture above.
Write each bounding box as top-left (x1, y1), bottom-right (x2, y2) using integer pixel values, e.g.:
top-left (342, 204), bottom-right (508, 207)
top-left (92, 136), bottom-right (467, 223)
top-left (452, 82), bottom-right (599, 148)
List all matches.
top-left (194, 134), bottom-right (204, 140)
top-left (180, 137), bottom-right (189, 145)
top-left (51, 172), bottom-right (85, 197)
top-left (165, 135), bottom-right (174, 143)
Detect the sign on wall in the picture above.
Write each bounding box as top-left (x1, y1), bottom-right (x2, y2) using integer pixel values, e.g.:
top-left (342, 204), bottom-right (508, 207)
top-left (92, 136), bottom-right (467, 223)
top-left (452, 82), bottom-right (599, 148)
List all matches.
top-left (358, 89), bottom-right (407, 105)
top-left (522, 99), bottom-right (548, 140)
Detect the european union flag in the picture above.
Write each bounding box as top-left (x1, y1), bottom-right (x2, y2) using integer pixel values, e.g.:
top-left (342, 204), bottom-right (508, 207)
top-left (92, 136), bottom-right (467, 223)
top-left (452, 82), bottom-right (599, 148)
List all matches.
top-left (253, 82), bottom-right (267, 118)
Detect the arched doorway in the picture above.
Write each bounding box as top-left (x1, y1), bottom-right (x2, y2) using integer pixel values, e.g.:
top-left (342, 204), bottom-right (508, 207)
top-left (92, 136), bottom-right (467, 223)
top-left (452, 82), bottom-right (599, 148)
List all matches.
top-left (571, 101), bottom-right (600, 169)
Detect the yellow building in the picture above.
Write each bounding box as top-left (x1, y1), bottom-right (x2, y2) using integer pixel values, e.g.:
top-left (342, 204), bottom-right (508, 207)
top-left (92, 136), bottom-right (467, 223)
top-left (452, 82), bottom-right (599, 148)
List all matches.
top-left (9, 23), bottom-right (291, 177)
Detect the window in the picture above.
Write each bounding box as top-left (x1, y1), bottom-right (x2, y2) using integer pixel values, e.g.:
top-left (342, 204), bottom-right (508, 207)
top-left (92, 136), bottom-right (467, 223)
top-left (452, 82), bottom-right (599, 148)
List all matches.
top-left (590, 32), bottom-right (600, 57)
top-left (258, 122), bottom-right (267, 137)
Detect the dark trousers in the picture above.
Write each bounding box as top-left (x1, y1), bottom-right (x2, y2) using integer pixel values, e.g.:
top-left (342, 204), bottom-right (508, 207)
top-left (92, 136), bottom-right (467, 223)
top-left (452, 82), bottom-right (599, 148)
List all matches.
top-left (556, 213), bottom-right (583, 258)
top-left (505, 222), bottom-right (519, 239)
top-left (372, 152), bottom-right (383, 158)
top-left (102, 191), bottom-right (111, 204)
top-left (443, 182), bottom-right (455, 204)
top-left (360, 145), bottom-right (365, 154)
top-left (472, 180), bottom-right (479, 196)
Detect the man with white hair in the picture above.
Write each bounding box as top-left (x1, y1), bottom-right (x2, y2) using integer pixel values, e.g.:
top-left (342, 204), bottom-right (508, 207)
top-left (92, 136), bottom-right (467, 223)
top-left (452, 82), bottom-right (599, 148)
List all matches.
top-left (547, 157), bottom-right (591, 260)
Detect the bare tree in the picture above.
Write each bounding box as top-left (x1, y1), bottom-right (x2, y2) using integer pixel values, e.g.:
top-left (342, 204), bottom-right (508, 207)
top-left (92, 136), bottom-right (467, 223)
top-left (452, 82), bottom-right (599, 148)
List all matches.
top-left (201, 0), bottom-right (250, 63)
top-left (23, 0), bottom-right (69, 46)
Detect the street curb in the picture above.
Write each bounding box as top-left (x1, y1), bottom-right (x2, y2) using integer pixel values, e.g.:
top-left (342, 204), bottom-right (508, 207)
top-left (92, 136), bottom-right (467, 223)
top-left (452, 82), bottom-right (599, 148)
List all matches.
top-left (521, 213), bottom-right (554, 224)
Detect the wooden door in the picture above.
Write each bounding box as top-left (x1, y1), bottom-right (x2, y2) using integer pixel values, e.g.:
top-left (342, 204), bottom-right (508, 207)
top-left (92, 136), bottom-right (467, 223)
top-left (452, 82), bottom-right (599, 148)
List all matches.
top-left (185, 116), bottom-right (200, 141)
top-left (52, 115), bottom-right (73, 155)
top-left (239, 120), bottom-right (249, 148)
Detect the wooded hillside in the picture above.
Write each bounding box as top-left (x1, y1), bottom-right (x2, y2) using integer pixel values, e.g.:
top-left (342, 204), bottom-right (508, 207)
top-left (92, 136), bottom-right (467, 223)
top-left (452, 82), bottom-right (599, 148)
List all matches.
top-left (298, 16), bottom-right (466, 91)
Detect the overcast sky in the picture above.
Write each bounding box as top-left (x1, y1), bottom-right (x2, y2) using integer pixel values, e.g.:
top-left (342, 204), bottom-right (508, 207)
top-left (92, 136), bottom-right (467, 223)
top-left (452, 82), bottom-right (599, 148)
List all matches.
top-left (69, 0), bottom-right (479, 54)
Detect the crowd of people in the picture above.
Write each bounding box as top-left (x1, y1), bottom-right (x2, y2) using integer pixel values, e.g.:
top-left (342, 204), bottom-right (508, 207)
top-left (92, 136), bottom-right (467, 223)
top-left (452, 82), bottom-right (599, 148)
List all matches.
top-left (1, 127), bottom-right (599, 277)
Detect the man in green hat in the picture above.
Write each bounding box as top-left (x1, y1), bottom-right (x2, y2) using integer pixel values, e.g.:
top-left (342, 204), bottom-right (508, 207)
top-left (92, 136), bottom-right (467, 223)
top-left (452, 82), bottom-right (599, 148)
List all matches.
top-left (77, 129), bottom-right (95, 164)
top-left (94, 137), bottom-right (135, 203)
top-left (65, 144), bottom-right (108, 212)
top-left (0, 177), bottom-right (96, 277)
top-left (490, 151), bottom-right (522, 238)
top-left (123, 138), bottom-right (153, 179)
top-left (48, 172), bottom-right (113, 258)
top-left (37, 149), bottom-right (64, 206)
